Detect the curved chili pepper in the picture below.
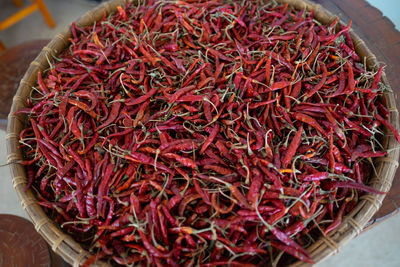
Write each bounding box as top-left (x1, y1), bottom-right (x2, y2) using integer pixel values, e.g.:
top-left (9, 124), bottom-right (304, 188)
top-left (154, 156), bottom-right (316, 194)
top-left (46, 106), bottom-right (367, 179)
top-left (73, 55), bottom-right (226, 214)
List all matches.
top-left (199, 123), bottom-right (220, 154)
top-left (304, 62), bottom-right (327, 98)
top-left (281, 126), bottom-right (303, 168)
top-left (97, 164), bottom-right (114, 218)
top-left (96, 94), bottom-right (122, 131)
top-left (270, 241), bottom-right (314, 264)
top-left (293, 112), bottom-right (328, 138)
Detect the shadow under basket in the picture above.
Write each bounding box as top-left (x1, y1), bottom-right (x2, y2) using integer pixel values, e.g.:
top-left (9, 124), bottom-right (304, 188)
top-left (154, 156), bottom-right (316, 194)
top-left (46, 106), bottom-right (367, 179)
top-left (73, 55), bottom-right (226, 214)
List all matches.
top-left (6, 0), bottom-right (400, 266)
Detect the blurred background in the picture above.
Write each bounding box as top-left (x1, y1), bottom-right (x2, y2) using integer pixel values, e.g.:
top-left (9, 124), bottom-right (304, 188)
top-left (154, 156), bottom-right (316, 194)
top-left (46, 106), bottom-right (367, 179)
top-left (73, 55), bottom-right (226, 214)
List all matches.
top-left (0, 0), bottom-right (399, 266)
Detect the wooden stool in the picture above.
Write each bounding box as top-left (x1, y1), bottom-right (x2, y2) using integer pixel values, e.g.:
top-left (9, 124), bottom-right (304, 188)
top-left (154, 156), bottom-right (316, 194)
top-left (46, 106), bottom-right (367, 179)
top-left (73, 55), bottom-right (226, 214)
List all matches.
top-left (0, 214), bottom-right (51, 266)
top-left (0, 0), bottom-right (55, 50)
top-left (0, 39), bottom-right (50, 131)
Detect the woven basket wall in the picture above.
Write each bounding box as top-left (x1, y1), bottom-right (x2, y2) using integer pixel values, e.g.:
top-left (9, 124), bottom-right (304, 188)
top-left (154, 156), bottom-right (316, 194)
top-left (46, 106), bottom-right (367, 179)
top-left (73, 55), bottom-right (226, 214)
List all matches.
top-left (6, 0), bottom-right (400, 266)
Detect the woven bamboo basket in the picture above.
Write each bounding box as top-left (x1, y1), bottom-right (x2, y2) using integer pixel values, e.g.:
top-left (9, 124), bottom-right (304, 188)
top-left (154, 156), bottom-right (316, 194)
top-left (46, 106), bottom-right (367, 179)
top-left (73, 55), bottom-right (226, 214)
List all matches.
top-left (6, 0), bottom-right (400, 266)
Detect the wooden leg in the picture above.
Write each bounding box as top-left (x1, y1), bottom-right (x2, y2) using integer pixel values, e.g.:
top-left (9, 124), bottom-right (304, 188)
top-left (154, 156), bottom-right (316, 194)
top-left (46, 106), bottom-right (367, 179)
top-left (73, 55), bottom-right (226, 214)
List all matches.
top-left (12, 0), bottom-right (24, 8)
top-left (0, 40), bottom-right (5, 51)
top-left (0, 4), bottom-right (38, 31)
top-left (33, 0), bottom-right (56, 28)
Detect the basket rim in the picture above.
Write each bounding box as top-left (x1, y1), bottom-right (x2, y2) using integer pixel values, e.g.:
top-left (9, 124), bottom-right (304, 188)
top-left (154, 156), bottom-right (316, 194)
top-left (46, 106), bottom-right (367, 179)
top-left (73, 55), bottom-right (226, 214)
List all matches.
top-left (6, 0), bottom-right (400, 266)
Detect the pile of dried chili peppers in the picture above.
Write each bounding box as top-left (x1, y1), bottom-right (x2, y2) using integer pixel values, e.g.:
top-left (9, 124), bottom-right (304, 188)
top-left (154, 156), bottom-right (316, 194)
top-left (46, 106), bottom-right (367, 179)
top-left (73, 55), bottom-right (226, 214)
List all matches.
top-left (18, 0), bottom-right (400, 266)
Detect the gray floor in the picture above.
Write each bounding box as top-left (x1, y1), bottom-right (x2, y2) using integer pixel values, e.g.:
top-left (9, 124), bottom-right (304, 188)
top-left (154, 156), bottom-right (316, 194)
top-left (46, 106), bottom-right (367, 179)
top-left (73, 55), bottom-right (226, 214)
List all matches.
top-left (0, 0), bottom-right (399, 266)
top-left (0, 0), bottom-right (98, 47)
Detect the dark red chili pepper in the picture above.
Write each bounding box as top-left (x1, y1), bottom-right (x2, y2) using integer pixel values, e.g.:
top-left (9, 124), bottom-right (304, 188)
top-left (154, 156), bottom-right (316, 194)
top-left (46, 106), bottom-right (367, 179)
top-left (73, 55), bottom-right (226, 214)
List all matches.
top-left (66, 106), bottom-right (82, 140)
top-left (304, 62), bottom-right (327, 98)
top-left (344, 62), bottom-right (356, 95)
top-left (375, 113), bottom-right (400, 143)
top-left (293, 112), bottom-right (328, 138)
top-left (324, 201), bottom-right (347, 234)
top-left (125, 88), bottom-right (157, 106)
top-left (199, 123), bottom-right (220, 154)
top-left (97, 164), bottom-right (114, 218)
top-left (37, 71), bottom-right (50, 94)
top-left (265, 50), bottom-right (294, 71)
top-left (96, 94), bottom-right (122, 131)
top-left (138, 229), bottom-right (172, 258)
top-left (302, 172), bottom-right (329, 181)
top-left (163, 153), bottom-right (197, 169)
top-left (322, 180), bottom-right (385, 194)
top-left (270, 228), bottom-right (313, 263)
top-left (281, 126), bottom-right (303, 168)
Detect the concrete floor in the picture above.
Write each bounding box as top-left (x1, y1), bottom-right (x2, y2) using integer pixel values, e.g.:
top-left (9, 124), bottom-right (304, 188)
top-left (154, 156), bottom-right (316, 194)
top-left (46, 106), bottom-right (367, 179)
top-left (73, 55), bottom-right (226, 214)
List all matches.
top-left (0, 0), bottom-right (399, 266)
top-left (0, 0), bottom-right (98, 47)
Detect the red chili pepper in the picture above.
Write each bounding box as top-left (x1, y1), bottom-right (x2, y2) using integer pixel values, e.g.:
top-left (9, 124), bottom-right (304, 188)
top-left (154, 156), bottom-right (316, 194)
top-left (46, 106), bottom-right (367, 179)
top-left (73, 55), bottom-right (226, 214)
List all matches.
top-left (265, 50), bottom-right (294, 71)
top-left (305, 42), bottom-right (320, 68)
top-left (199, 123), bottom-right (220, 154)
top-left (270, 240), bottom-right (313, 263)
top-left (268, 81), bottom-right (291, 91)
top-left (344, 61), bottom-right (356, 95)
top-left (281, 126), bottom-right (303, 168)
top-left (203, 165), bottom-right (233, 175)
top-left (66, 106), bottom-right (82, 140)
top-left (139, 44), bottom-right (160, 66)
top-left (375, 113), bottom-right (400, 143)
top-left (305, 62), bottom-right (327, 98)
top-left (322, 180), bottom-right (385, 194)
top-left (270, 228), bottom-right (313, 263)
top-left (324, 201), bottom-right (347, 234)
top-left (163, 153), bottom-right (197, 169)
top-left (293, 112), bottom-right (328, 138)
top-left (97, 164), bottom-right (114, 218)
top-left (125, 87), bottom-right (157, 106)
top-left (167, 85), bottom-right (196, 103)
top-left (303, 172), bottom-right (329, 181)
top-left (229, 183), bottom-right (251, 209)
top-left (37, 71), bottom-right (50, 94)
top-left (67, 98), bottom-right (97, 118)
top-left (211, 193), bottom-right (235, 214)
top-left (138, 229), bottom-right (172, 258)
top-left (96, 94), bottom-right (122, 131)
